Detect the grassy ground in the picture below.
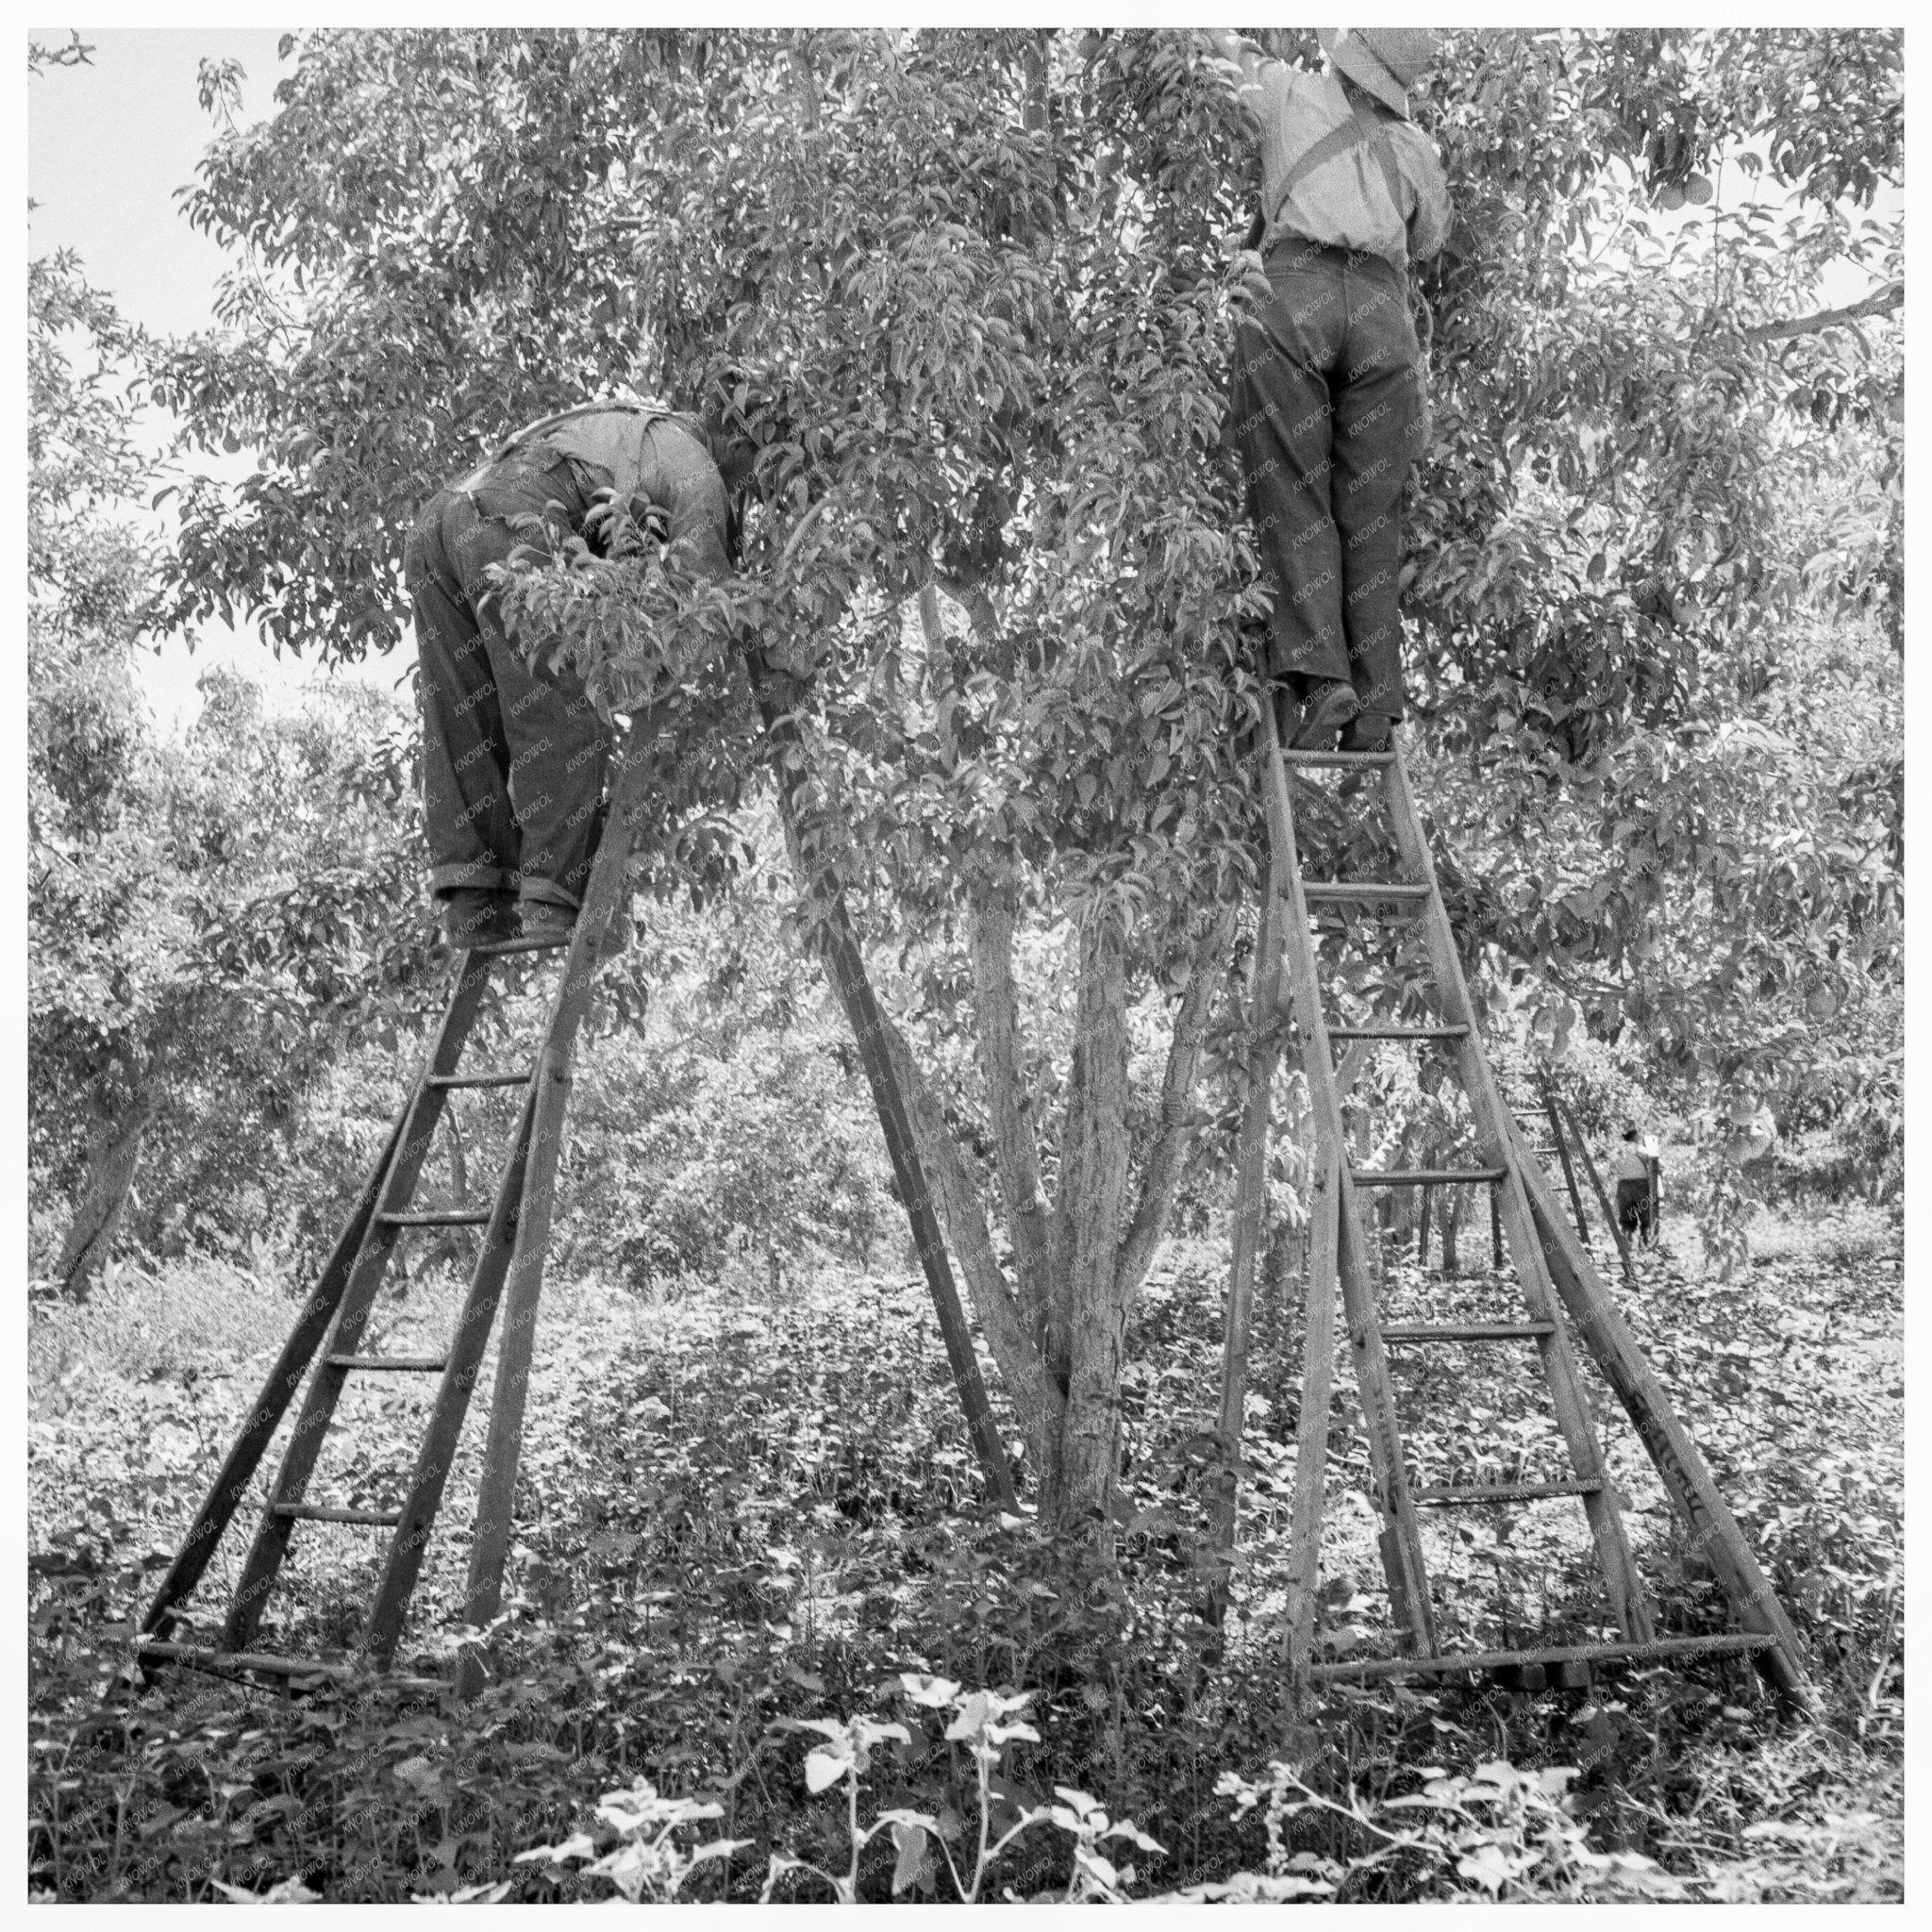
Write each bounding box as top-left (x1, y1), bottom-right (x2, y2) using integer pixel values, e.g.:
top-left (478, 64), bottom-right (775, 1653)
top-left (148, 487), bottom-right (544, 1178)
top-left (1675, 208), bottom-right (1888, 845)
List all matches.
top-left (27, 1200), bottom-right (1902, 1901)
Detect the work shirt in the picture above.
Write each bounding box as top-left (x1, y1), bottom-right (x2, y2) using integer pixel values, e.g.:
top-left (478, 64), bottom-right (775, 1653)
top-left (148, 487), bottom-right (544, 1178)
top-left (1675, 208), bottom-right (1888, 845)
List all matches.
top-left (1611, 1147), bottom-right (1652, 1185)
top-left (1215, 39), bottom-right (1452, 271)
top-left (461, 400), bottom-right (730, 578)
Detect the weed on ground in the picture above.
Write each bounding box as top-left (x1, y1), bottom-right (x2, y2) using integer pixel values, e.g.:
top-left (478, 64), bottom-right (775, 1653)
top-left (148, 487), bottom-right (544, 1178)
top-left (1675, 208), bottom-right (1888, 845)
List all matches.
top-left (28, 1211), bottom-right (1902, 1901)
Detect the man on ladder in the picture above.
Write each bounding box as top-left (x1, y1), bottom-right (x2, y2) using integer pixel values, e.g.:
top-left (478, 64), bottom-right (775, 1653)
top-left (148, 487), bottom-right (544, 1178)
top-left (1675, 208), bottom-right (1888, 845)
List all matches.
top-left (404, 378), bottom-right (773, 950)
top-left (1210, 26), bottom-right (1450, 752)
top-left (1197, 32), bottom-right (1811, 1713)
top-left (135, 359), bottom-right (1021, 1690)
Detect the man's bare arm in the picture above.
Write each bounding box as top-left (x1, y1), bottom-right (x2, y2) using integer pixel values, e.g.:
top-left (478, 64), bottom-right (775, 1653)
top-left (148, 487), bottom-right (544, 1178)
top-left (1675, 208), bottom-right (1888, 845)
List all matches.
top-left (1205, 27), bottom-right (1271, 98)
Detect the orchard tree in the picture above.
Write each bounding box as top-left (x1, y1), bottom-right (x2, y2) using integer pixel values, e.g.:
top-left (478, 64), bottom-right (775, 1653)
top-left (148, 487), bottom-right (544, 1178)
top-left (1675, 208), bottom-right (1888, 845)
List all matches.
top-left (156, 27), bottom-right (1900, 1525)
top-left (26, 249), bottom-right (449, 1294)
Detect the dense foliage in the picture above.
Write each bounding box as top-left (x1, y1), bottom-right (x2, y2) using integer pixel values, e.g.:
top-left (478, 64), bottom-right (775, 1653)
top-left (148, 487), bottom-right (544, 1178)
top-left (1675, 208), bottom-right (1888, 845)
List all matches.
top-left (133, 25), bottom-right (1903, 1524)
top-left (25, 28), bottom-right (1903, 1904)
top-left (26, 253), bottom-right (454, 1296)
top-left (29, 1208), bottom-right (1902, 1900)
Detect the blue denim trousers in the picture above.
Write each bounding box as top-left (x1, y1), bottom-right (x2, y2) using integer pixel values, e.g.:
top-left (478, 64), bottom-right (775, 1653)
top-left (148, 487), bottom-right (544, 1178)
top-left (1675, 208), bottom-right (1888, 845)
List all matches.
top-left (404, 453), bottom-right (609, 911)
top-left (1229, 237), bottom-right (1423, 719)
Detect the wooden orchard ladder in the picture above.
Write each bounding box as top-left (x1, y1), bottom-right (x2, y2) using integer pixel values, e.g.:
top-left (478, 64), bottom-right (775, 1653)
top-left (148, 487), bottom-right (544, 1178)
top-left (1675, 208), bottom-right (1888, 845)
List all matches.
top-left (140, 683), bottom-right (1013, 1695)
top-left (1217, 703), bottom-right (1811, 1710)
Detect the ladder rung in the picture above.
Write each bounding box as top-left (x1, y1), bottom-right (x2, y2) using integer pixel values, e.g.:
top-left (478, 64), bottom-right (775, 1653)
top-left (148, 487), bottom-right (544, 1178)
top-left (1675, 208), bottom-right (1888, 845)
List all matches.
top-left (473, 933), bottom-right (571, 957)
top-left (140, 1641), bottom-right (346, 1679)
top-left (1282, 749), bottom-right (1395, 767)
top-left (1328, 1025), bottom-right (1469, 1041)
top-left (380, 1208), bottom-right (492, 1226)
top-left (1351, 1167), bottom-right (1508, 1187)
top-left (137, 1640), bottom-right (446, 1694)
top-left (1379, 1322), bottom-right (1557, 1343)
top-left (1308, 1631), bottom-right (1779, 1684)
top-left (273, 1504), bottom-right (403, 1527)
top-left (1411, 1478), bottom-right (1603, 1506)
top-left (428, 1071), bottom-right (531, 1090)
top-left (325, 1354), bottom-right (450, 1373)
top-left (1303, 882), bottom-right (1429, 904)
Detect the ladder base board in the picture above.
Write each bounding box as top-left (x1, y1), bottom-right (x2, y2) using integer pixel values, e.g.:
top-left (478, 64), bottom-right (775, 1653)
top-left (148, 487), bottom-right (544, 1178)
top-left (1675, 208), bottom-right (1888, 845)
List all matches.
top-left (1282, 749), bottom-right (1395, 767)
top-left (1352, 1167), bottom-right (1507, 1187)
top-left (1410, 1479), bottom-right (1603, 1505)
top-left (1329, 1025), bottom-right (1469, 1041)
top-left (274, 1504), bottom-right (403, 1526)
top-left (1304, 884), bottom-right (1428, 903)
top-left (471, 934), bottom-right (571, 957)
top-left (139, 1640), bottom-right (445, 1695)
top-left (1380, 1323), bottom-right (1556, 1342)
top-left (326, 1355), bottom-right (449, 1372)
top-left (1309, 1632), bottom-right (1779, 1684)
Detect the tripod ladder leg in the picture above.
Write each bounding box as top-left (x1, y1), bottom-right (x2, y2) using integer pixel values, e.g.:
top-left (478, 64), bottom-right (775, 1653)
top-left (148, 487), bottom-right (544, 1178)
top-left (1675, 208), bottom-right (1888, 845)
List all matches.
top-left (457, 711), bottom-right (660, 1668)
top-left (1283, 1152), bottom-right (1341, 1689)
top-left (1212, 879), bottom-right (1287, 1554)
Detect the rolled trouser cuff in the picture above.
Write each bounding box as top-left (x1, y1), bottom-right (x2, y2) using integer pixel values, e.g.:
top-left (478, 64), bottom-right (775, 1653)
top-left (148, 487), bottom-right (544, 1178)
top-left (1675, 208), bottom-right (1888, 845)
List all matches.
top-left (517, 875), bottom-right (582, 913)
top-left (430, 860), bottom-right (518, 898)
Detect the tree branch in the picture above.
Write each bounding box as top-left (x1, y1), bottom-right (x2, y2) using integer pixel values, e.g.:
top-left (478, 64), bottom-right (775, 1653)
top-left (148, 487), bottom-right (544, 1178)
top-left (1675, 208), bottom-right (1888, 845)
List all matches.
top-left (918, 578), bottom-right (1059, 1377)
top-left (965, 884), bottom-right (1057, 1356)
top-left (1114, 906), bottom-right (1236, 1305)
top-left (786, 28), bottom-right (822, 132)
top-left (1740, 278), bottom-right (1901, 347)
top-left (933, 571), bottom-right (1000, 644)
top-left (874, 1014), bottom-right (1065, 1441)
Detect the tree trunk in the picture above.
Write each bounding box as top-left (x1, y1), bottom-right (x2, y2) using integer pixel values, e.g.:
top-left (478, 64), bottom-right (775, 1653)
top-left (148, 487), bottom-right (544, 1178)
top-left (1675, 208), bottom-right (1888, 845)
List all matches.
top-left (1046, 915), bottom-right (1132, 1533)
top-left (58, 1084), bottom-right (160, 1298)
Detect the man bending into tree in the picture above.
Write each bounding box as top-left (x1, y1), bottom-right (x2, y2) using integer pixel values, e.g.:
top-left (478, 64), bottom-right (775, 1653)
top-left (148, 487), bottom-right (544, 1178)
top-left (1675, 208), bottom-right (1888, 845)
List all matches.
top-left (405, 387), bottom-right (758, 949)
top-left (1211, 27), bottom-right (1451, 751)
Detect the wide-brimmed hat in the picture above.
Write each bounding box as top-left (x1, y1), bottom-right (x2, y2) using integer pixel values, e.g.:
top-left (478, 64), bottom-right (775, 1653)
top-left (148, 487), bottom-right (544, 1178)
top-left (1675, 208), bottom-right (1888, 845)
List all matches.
top-left (1318, 27), bottom-right (1441, 120)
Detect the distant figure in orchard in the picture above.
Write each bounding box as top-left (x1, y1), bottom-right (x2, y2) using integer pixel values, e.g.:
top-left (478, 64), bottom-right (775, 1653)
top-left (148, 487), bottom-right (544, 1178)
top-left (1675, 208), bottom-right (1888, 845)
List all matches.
top-left (405, 386), bottom-right (759, 949)
top-left (1612, 1127), bottom-right (1663, 1248)
top-left (1210, 26), bottom-right (1452, 752)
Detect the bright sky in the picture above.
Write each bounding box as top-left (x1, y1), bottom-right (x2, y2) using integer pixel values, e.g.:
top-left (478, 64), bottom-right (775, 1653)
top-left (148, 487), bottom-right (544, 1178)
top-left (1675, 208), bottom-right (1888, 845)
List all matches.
top-left (25, 24), bottom-right (1899, 740)
top-left (27, 26), bottom-right (417, 735)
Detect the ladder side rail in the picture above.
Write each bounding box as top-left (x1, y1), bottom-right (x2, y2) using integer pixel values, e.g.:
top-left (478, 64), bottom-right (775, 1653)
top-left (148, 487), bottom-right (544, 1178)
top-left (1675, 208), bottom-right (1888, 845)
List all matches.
top-left (1551, 1085), bottom-right (1641, 1291)
top-left (743, 652), bottom-right (1017, 1510)
top-left (223, 962), bottom-right (496, 1652)
top-left (461, 711), bottom-right (662, 1663)
top-left (1379, 740), bottom-right (1651, 1643)
top-left (1542, 1083), bottom-right (1595, 1244)
top-left (365, 1078), bottom-right (541, 1664)
top-left (1506, 1116), bottom-right (1815, 1711)
top-left (1336, 1166), bottom-right (1439, 1652)
top-left (1283, 1148), bottom-right (1341, 1689)
top-left (1311, 1629), bottom-right (1781, 1685)
top-left (457, 1051), bottom-right (569, 1676)
top-left (1210, 879), bottom-right (1287, 1552)
top-left (1261, 707), bottom-right (1437, 1652)
top-left (140, 1108), bottom-right (408, 1649)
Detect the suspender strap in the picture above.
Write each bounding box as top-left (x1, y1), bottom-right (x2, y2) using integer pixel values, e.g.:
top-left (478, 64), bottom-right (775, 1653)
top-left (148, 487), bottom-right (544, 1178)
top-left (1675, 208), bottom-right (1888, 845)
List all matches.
top-left (1258, 91), bottom-right (1414, 258)
top-left (1344, 90), bottom-right (1410, 227)
top-left (1279, 115), bottom-right (1378, 197)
